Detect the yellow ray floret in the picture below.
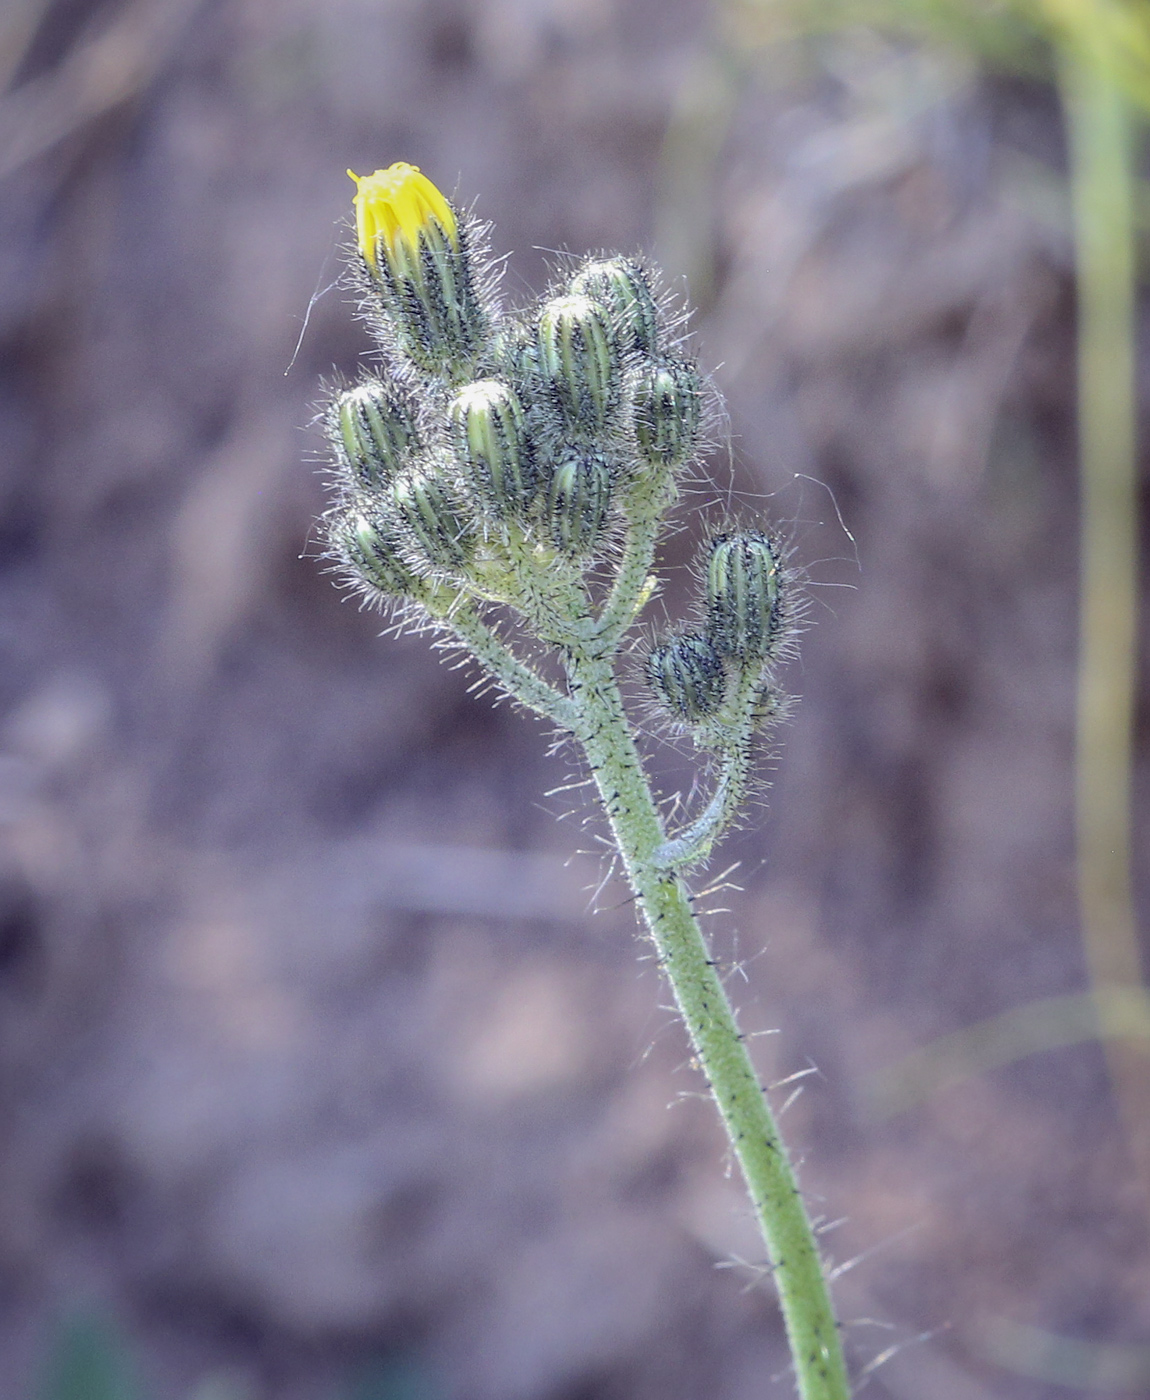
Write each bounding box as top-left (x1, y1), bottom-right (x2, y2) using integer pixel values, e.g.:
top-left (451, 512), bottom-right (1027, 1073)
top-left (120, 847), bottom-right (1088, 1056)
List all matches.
top-left (348, 164), bottom-right (457, 276)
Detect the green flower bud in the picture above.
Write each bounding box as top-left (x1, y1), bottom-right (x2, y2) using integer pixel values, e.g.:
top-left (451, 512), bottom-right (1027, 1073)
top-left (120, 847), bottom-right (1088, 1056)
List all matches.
top-left (392, 465), bottom-right (475, 574)
top-left (536, 294), bottom-right (618, 433)
top-left (332, 381), bottom-right (417, 491)
top-left (448, 379), bottom-right (534, 519)
top-left (546, 450), bottom-right (612, 557)
top-left (631, 357), bottom-right (701, 471)
top-left (336, 509), bottom-right (417, 598)
top-left (646, 632), bottom-right (727, 722)
top-left (570, 257), bottom-right (659, 355)
top-left (705, 533), bottom-right (784, 663)
top-left (491, 319), bottom-right (538, 391)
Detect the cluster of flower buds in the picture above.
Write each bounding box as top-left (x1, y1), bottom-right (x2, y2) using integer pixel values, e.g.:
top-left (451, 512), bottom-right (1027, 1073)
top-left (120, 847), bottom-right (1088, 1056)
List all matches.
top-left (323, 163), bottom-right (704, 608)
top-left (645, 530), bottom-right (787, 729)
top-left (322, 160), bottom-right (793, 782)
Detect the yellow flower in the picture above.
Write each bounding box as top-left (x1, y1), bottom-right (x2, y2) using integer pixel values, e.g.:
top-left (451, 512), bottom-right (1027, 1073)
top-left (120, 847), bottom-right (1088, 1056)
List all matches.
top-left (347, 163), bottom-right (482, 373)
top-left (347, 164), bottom-right (457, 278)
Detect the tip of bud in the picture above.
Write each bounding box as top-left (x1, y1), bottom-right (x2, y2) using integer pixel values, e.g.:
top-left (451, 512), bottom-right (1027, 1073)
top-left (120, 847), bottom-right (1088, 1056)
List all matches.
top-left (570, 257), bottom-right (659, 356)
top-left (631, 357), bottom-right (701, 471)
top-left (348, 163), bottom-right (457, 276)
top-left (705, 533), bottom-right (785, 664)
top-left (331, 380), bottom-right (417, 491)
top-left (536, 294), bottom-right (619, 434)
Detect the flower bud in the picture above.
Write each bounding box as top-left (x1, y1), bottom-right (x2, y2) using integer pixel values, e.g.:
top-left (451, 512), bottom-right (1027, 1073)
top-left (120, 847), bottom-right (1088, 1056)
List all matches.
top-left (536, 294), bottom-right (618, 433)
top-left (348, 164), bottom-right (484, 372)
top-left (448, 380), bottom-right (534, 519)
top-left (491, 320), bottom-right (537, 391)
top-left (332, 381), bottom-right (417, 491)
top-left (570, 257), bottom-right (659, 355)
top-left (631, 357), bottom-right (701, 471)
top-left (646, 632), bottom-right (727, 722)
top-left (545, 450), bottom-right (612, 557)
top-left (335, 509), bottom-right (416, 598)
top-left (705, 533), bottom-right (784, 663)
top-left (392, 465), bottom-right (475, 574)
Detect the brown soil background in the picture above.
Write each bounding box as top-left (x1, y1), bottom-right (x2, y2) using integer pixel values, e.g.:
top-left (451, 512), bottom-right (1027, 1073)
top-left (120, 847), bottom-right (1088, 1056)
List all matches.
top-left (0, 1), bottom-right (1148, 1398)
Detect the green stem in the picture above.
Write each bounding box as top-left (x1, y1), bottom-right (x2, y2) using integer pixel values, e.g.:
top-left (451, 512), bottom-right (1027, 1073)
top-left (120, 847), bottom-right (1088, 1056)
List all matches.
top-left (444, 602), bottom-right (578, 730)
top-left (567, 647), bottom-right (849, 1400)
top-left (654, 741), bottom-right (750, 870)
top-left (591, 481), bottom-right (673, 648)
top-left (655, 668), bottom-right (762, 870)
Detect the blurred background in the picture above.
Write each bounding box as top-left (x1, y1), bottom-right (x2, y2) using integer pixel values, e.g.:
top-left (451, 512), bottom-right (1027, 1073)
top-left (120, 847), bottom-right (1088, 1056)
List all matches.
top-left (0, 0), bottom-right (1148, 1397)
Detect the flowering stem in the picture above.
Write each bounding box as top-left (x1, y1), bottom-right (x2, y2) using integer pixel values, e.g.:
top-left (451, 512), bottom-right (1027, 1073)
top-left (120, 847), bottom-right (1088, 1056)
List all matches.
top-left (324, 162), bottom-right (849, 1400)
top-left (566, 647), bottom-right (849, 1400)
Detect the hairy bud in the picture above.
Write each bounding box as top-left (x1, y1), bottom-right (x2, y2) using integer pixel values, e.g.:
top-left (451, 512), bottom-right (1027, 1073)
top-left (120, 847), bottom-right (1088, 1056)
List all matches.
top-left (491, 320), bottom-right (537, 391)
top-left (705, 533), bottom-right (784, 663)
top-left (631, 357), bottom-right (701, 471)
top-left (392, 465), bottom-right (475, 574)
top-left (332, 380), bottom-right (417, 491)
top-left (546, 450), bottom-right (612, 556)
top-left (335, 509), bottom-right (417, 598)
top-left (646, 632), bottom-right (727, 722)
top-left (449, 380), bottom-right (534, 519)
top-left (348, 164), bottom-right (484, 373)
top-left (570, 257), bottom-right (659, 356)
top-left (537, 294), bottom-right (618, 433)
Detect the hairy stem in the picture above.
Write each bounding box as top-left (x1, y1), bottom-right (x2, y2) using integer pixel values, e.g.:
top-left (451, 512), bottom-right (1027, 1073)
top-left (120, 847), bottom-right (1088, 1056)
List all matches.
top-left (567, 647), bottom-right (849, 1400)
top-left (653, 741), bottom-right (750, 870)
top-left (655, 667), bottom-right (763, 870)
top-left (444, 602), bottom-right (578, 729)
top-left (591, 482), bottom-right (672, 648)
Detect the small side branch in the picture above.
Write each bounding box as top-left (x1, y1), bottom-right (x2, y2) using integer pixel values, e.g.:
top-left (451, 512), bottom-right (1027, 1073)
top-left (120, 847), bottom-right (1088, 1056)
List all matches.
top-left (590, 479), bottom-right (672, 652)
top-left (592, 514), bottom-right (660, 650)
top-left (654, 669), bottom-right (764, 870)
top-left (448, 604), bottom-right (577, 729)
top-left (654, 741), bottom-right (752, 870)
